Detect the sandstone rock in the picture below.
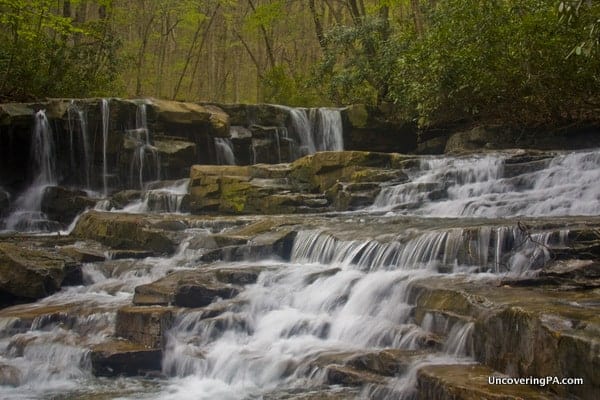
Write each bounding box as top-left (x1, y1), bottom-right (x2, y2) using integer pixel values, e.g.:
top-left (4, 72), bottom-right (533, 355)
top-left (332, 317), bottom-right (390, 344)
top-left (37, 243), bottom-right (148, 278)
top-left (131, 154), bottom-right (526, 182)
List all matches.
top-left (57, 245), bottom-right (106, 263)
top-left (189, 164), bottom-right (301, 214)
top-left (90, 339), bottom-right (162, 377)
top-left (41, 186), bottom-right (96, 224)
top-left (203, 104), bottom-right (230, 138)
top-left (154, 137), bottom-right (197, 180)
top-left (150, 99), bottom-right (212, 126)
top-left (110, 190), bottom-right (142, 209)
top-left (115, 306), bottom-right (175, 348)
top-left (417, 364), bottom-right (561, 400)
top-left (289, 151), bottom-right (398, 193)
top-left (0, 103), bottom-right (35, 126)
top-left (133, 270), bottom-right (240, 308)
top-left (325, 365), bottom-right (386, 386)
top-left (72, 211), bottom-right (176, 255)
top-left (408, 275), bottom-right (600, 399)
top-left (0, 242), bottom-right (81, 306)
top-left (174, 283), bottom-right (239, 308)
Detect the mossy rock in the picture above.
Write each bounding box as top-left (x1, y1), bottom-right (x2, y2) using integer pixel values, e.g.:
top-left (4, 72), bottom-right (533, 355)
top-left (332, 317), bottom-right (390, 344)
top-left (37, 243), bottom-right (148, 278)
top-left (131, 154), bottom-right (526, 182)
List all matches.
top-left (72, 211), bottom-right (176, 255)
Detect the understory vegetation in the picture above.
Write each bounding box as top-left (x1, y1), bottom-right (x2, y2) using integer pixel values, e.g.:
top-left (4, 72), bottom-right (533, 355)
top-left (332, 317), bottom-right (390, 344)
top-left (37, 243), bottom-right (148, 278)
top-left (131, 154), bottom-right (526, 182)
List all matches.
top-left (0, 0), bottom-right (598, 127)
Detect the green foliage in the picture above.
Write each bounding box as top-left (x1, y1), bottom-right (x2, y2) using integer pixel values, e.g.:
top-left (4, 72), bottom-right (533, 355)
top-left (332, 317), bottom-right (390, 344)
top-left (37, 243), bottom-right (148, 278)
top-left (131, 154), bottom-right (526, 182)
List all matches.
top-left (559, 0), bottom-right (600, 57)
top-left (314, 15), bottom-right (402, 105)
top-left (0, 0), bottom-right (123, 100)
top-left (394, 0), bottom-right (600, 126)
top-left (243, 0), bottom-right (284, 32)
top-left (262, 65), bottom-right (328, 107)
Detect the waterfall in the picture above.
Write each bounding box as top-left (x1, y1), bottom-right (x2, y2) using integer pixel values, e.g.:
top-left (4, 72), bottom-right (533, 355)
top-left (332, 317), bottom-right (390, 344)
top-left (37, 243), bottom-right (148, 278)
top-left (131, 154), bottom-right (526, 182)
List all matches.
top-left (287, 107), bottom-right (315, 155)
top-left (101, 99), bottom-right (110, 196)
top-left (128, 102), bottom-right (160, 190)
top-left (123, 179), bottom-right (189, 213)
top-left (215, 138), bottom-right (236, 165)
top-left (67, 101), bottom-right (91, 188)
top-left (283, 107), bottom-right (344, 156)
top-left (4, 111), bottom-right (58, 232)
top-left (309, 108), bottom-right (344, 152)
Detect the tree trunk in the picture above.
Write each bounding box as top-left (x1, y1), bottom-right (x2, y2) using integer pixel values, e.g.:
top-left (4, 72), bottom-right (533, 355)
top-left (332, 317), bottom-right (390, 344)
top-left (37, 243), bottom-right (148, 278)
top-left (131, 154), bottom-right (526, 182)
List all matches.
top-left (309, 0), bottom-right (326, 51)
top-left (247, 0), bottom-right (276, 69)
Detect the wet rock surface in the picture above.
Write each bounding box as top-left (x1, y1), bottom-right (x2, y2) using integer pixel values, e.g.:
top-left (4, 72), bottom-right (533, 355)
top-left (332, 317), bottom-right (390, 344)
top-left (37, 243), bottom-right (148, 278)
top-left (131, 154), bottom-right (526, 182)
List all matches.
top-left (90, 339), bottom-right (162, 377)
top-left (0, 241), bottom-right (81, 306)
top-left (115, 306), bottom-right (175, 349)
top-left (408, 275), bottom-right (600, 399)
top-left (417, 364), bottom-right (562, 400)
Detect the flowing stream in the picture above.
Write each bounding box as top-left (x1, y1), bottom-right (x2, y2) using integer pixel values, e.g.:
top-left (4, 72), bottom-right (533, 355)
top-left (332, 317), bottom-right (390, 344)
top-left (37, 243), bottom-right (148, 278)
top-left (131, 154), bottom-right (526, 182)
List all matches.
top-left (1, 148), bottom-right (599, 398)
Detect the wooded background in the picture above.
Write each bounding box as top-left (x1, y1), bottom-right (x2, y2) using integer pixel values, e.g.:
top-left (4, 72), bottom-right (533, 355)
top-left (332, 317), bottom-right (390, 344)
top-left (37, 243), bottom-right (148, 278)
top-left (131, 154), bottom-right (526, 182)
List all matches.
top-left (1, 0), bottom-right (598, 127)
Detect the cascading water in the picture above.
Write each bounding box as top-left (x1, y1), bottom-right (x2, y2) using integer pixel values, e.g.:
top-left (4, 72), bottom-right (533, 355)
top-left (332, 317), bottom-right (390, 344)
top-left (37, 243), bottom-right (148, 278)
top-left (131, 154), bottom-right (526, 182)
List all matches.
top-left (122, 179), bottom-right (190, 214)
top-left (283, 106), bottom-right (344, 156)
top-left (67, 101), bottom-right (91, 188)
top-left (4, 111), bottom-right (59, 232)
top-left (3, 111), bottom-right (599, 398)
top-left (127, 102), bottom-right (160, 190)
top-left (309, 108), bottom-right (344, 152)
top-left (372, 150), bottom-right (600, 217)
top-left (215, 138), bottom-right (236, 165)
top-left (101, 99), bottom-right (110, 196)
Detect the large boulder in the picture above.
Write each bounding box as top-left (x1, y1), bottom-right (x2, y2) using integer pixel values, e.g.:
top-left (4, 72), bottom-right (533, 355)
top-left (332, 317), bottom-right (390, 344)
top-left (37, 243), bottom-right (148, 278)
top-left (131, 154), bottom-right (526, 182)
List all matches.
top-left (154, 137), bottom-right (197, 180)
top-left (0, 242), bottom-right (81, 306)
top-left (149, 99), bottom-right (230, 139)
top-left (71, 211), bottom-right (177, 255)
top-left (289, 151), bottom-right (406, 193)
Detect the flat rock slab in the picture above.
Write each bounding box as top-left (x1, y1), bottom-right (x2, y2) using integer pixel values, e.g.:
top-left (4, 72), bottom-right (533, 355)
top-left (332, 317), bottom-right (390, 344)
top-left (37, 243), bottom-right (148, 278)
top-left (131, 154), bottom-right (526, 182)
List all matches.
top-left (417, 364), bottom-right (562, 400)
top-left (90, 340), bottom-right (162, 377)
top-left (133, 269), bottom-right (244, 307)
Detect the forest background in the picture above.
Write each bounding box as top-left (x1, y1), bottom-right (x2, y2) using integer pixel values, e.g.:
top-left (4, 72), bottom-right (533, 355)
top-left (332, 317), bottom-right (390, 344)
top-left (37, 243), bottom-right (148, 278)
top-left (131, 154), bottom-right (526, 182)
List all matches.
top-left (0, 0), bottom-right (598, 128)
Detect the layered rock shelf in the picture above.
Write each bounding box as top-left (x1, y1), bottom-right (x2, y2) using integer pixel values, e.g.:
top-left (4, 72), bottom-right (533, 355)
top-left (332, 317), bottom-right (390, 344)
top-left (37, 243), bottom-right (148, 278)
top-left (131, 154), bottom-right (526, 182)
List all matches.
top-left (0, 98), bottom-right (599, 399)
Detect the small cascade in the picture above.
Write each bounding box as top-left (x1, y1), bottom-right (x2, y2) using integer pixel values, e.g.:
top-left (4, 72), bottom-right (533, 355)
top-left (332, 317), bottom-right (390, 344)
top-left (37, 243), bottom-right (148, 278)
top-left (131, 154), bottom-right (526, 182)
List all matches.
top-left (290, 225), bottom-right (561, 275)
top-left (373, 150), bottom-right (600, 217)
top-left (123, 179), bottom-right (189, 214)
top-left (127, 102), bottom-right (160, 190)
top-left (215, 138), bottom-right (236, 165)
top-left (443, 321), bottom-right (474, 357)
top-left (4, 110), bottom-right (58, 232)
top-left (287, 107), bottom-right (316, 155)
top-left (101, 99), bottom-right (110, 196)
top-left (309, 108), bottom-right (344, 152)
top-left (67, 101), bottom-right (91, 188)
top-left (283, 106), bottom-right (344, 156)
